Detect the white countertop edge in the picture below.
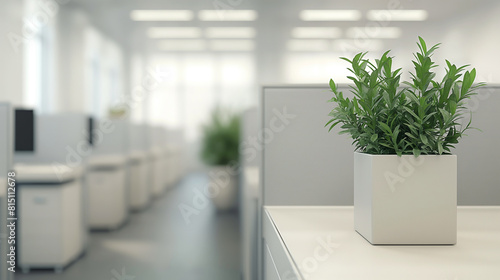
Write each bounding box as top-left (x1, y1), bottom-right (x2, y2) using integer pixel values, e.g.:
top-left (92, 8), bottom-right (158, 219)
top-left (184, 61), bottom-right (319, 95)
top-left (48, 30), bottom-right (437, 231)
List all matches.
top-left (265, 205), bottom-right (500, 210)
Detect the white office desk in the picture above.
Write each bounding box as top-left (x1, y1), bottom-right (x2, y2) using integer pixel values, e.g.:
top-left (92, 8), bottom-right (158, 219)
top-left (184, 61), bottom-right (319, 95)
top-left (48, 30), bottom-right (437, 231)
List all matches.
top-left (263, 206), bottom-right (500, 280)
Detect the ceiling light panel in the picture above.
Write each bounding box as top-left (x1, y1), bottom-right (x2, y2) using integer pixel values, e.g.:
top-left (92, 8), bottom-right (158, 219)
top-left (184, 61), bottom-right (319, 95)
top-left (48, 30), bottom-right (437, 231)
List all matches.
top-left (300, 10), bottom-right (362, 21)
top-left (205, 27), bottom-right (256, 38)
top-left (366, 10), bottom-right (428, 21)
top-left (346, 27), bottom-right (402, 39)
top-left (130, 10), bottom-right (193, 21)
top-left (291, 27), bottom-right (342, 38)
top-left (158, 40), bottom-right (206, 51)
top-left (333, 39), bottom-right (384, 52)
top-left (287, 40), bottom-right (330, 51)
top-left (199, 10), bottom-right (257, 21)
top-left (148, 27), bottom-right (201, 38)
top-left (209, 40), bottom-right (255, 51)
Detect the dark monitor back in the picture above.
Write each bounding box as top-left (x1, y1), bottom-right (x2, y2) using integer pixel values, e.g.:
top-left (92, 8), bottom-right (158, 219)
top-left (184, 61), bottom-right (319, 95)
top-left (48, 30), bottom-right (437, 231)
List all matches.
top-left (88, 116), bottom-right (94, 146)
top-left (14, 109), bottom-right (35, 152)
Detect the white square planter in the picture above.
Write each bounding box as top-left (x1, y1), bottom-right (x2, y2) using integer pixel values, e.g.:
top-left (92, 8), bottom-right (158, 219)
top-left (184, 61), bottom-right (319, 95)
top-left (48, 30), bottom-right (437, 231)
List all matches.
top-left (354, 152), bottom-right (457, 245)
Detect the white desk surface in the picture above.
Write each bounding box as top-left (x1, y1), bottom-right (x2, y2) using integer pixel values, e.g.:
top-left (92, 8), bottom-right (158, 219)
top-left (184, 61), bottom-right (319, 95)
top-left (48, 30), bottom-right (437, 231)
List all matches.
top-left (265, 206), bottom-right (500, 280)
top-left (14, 164), bottom-right (84, 183)
top-left (87, 154), bottom-right (128, 168)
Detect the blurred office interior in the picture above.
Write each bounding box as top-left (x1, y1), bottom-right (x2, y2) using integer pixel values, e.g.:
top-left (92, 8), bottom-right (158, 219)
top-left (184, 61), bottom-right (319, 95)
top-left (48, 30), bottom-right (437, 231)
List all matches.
top-left (1, 0), bottom-right (500, 279)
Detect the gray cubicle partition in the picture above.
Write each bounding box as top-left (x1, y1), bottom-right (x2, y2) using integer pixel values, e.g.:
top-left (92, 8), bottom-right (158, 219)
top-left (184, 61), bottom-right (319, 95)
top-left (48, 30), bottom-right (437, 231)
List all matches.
top-left (262, 85), bottom-right (354, 206)
top-left (91, 119), bottom-right (130, 156)
top-left (262, 85), bottom-right (500, 207)
top-left (13, 112), bottom-right (91, 263)
top-left (454, 86), bottom-right (500, 205)
top-left (260, 85), bottom-right (500, 280)
top-left (128, 123), bottom-right (151, 153)
top-left (0, 103), bottom-right (13, 280)
top-left (240, 107), bottom-right (260, 280)
top-left (165, 128), bottom-right (187, 183)
top-left (14, 113), bottom-right (91, 165)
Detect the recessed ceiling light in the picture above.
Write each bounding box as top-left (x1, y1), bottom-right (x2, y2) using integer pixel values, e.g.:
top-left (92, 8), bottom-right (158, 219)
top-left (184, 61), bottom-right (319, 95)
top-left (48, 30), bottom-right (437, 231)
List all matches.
top-left (287, 40), bottom-right (330, 51)
top-left (198, 10), bottom-right (258, 21)
top-left (291, 27), bottom-right (342, 38)
top-left (130, 10), bottom-right (193, 21)
top-left (346, 27), bottom-right (402, 39)
top-left (300, 10), bottom-right (362, 21)
top-left (205, 27), bottom-right (256, 38)
top-left (209, 40), bottom-right (255, 51)
top-left (158, 40), bottom-right (206, 51)
top-left (366, 10), bottom-right (428, 21)
top-left (148, 27), bottom-right (201, 38)
top-left (333, 39), bottom-right (384, 52)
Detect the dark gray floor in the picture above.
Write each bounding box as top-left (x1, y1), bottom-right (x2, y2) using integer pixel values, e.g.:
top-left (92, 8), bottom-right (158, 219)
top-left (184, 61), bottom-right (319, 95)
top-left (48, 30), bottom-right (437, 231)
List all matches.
top-left (15, 172), bottom-right (241, 280)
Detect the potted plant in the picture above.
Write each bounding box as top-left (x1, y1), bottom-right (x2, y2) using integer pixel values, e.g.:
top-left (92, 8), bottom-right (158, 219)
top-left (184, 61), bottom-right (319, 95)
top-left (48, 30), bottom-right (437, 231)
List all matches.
top-left (108, 105), bottom-right (128, 119)
top-left (201, 108), bottom-right (241, 211)
top-left (326, 37), bottom-right (484, 244)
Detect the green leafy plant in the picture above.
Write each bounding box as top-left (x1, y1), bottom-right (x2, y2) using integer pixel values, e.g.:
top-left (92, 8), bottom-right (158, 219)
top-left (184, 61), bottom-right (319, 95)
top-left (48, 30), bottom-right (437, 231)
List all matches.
top-left (326, 37), bottom-right (485, 156)
top-left (201, 108), bottom-right (241, 165)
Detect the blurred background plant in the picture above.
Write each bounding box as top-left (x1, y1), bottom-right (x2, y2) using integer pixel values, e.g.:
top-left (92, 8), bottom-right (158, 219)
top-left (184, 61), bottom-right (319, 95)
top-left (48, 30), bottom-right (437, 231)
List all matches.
top-left (108, 105), bottom-right (128, 119)
top-left (201, 107), bottom-right (241, 166)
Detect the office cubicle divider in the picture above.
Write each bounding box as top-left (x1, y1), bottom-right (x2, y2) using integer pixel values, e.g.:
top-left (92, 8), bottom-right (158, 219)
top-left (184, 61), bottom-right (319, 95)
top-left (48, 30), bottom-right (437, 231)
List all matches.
top-left (259, 85), bottom-right (500, 279)
top-left (14, 113), bottom-right (91, 165)
top-left (128, 124), bottom-right (152, 210)
top-left (13, 113), bottom-right (91, 272)
top-left (261, 85), bottom-right (500, 207)
top-left (453, 86), bottom-right (500, 205)
top-left (240, 107), bottom-right (261, 280)
top-left (91, 119), bottom-right (130, 156)
top-left (0, 103), bottom-right (13, 280)
top-left (87, 119), bottom-right (130, 229)
top-left (165, 128), bottom-right (186, 187)
top-left (149, 126), bottom-right (170, 197)
top-left (262, 85), bottom-right (354, 207)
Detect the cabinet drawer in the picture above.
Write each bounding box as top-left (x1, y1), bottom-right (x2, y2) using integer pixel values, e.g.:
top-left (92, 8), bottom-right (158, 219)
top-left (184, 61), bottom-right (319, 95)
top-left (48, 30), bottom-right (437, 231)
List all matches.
top-left (263, 210), bottom-right (302, 280)
top-left (264, 242), bottom-right (281, 280)
top-left (19, 187), bottom-right (61, 219)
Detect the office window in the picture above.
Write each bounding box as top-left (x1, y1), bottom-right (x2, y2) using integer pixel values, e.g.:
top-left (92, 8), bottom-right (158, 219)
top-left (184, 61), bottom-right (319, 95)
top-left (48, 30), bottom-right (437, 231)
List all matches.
top-left (146, 53), bottom-right (256, 142)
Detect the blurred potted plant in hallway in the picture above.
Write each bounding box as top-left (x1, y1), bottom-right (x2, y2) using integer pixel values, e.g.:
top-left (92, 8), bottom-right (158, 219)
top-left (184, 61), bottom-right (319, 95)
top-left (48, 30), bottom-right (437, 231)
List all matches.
top-left (108, 105), bottom-right (128, 119)
top-left (201, 107), bottom-right (241, 211)
top-left (326, 37), bottom-right (484, 244)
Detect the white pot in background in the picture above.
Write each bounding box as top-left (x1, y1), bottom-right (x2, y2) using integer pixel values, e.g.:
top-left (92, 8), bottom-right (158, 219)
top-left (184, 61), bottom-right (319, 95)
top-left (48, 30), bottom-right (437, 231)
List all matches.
top-left (354, 152), bottom-right (457, 245)
top-left (208, 166), bottom-right (239, 211)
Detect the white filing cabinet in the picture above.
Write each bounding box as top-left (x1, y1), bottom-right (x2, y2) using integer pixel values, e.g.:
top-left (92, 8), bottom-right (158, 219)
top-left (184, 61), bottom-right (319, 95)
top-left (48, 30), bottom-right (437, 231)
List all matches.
top-left (0, 179), bottom-right (10, 279)
top-left (128, 151), bottom-right (150, 211)
top-left (163, 146), bottom-right (175, 189)
top-left (87, 155), bottom-right (128, 230)
top-left (160, 147), bottom-right (171, 191)
top-left (165, 144), bottom-right (184, 188)
top-left (149, 148), bottom-right (165, 198)
top-left (16, 165), bottom-right (85, 273)
top-left (263, 206), bottom-right (500, 280)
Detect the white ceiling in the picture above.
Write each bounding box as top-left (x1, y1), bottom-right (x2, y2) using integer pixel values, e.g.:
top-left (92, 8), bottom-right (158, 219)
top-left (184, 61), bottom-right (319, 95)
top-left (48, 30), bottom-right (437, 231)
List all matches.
top-left (67, 0), bottom-right (498, 54)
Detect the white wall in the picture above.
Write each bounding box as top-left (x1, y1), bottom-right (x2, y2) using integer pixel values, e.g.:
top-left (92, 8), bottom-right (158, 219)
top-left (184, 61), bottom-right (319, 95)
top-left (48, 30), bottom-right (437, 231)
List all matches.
top-left (53, 6), bottom-right (126, 116)
top-left (130, 52), bottom-right (147, 123)
top-left (53, 7), bottom-right (87, 113)
top-left (145, 53), bottom-right (256, 171)
top-left (0, 0), bottom-right (24, 106)
top-left (440, 2), bottom-right (500, 83)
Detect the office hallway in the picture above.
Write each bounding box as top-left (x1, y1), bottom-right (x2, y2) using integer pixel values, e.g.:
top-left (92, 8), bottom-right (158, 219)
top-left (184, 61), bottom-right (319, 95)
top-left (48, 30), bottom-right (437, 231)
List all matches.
top-left (15, 173), bottom-right (241, 280)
